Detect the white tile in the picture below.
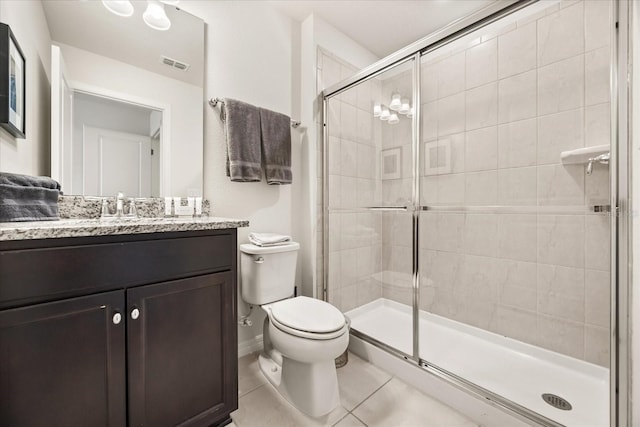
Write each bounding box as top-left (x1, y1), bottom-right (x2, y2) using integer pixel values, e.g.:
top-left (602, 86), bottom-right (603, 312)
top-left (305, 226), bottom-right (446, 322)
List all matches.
top-left (586, 163), bottom-right (610, 206)
top-left (340, 177), bottom-right (358, 209)
top-left (356, 79), bottom-right (372, 112)
top-left (328, 137), bottom-right (341, 175)
top-left (498, 21), bottom-right (536, 79)
top-left (437, 51), bottom-right (466, 98)
top-left (323, 57), bottom-right (342, 89)
top-left (341, 284), bottom-right (358, 312)
top-left (328, 100), bottom-right (341, 138)
top-left (437, 173), bottom-right (466, 205)
top-left (238, 353), bottom-right (267, 398)
top-left (356, 144), bottom-right (375, 179)
top-left (585, 326), bottom-right (610, 368)
top-left (585, 269), bottom-right (610, 328)
top-left (538, 54), bottom-right (584, 116)
top-left (356, 109), bottom-right (373, 145)
top-left (466, 38), bottom-right (497, 89)
top-left (498, 167), bottom-right (537, 206)
top-left (422, 101), bottom-right (439, 141)
top-left (537, 215), bottom-right (585, 268)
top-left (586, 214), bottom-right (611, 271)
top-left (459, 254), bottom-right (499, 302)
top-left (337, 352), bottom-right (392, 411)
top-left (340, 140), bottom-right (358, 178)
top-left (340, 213), bottom-right (358, 250)
top-left (341, 65), bottom-right (357, 105)
top-left (352, 378), bottom-right (477, 427)
top-left (585, 102), bottom-right (611, 148)
top-left (497, 119), bottom-right (537, 168)
top-left (438, 93), bottom-right (466, 137)
top-left (536, 315), bottom-right (585, 359)
top-left (341, 103), bottom-right (357, 142)
top-left (537, 264), bottom-right (585, 322)
top-left (422, 212), bottom-right (465, 253)
top-left (465, 82), bottom-right (498, 131)
top-left (328, 176), bottom-right (341, 210)
top-left (357, 277), bottom-right (382, 306)
top-left (465, 126), bottom-right (498, 172)
top-left (585, 0), bottom-right (612, 52)
top-left (232, 381), bottom-right (348, 427)
top-left (537, 2), bottom-right (585, 67)
top-left (537, 164), bottom-right (585, 206)
top-left (495, 259), bottom-right (537, 311)
top-left (333, 414), bottom-right (366, 427)
top-left (498, 70), bottom-right (537, 124)
top-left (356, 178), bottom-right (375, 207)
top-left (421, 61), bottom-right (438, 103)
top-left (586, 47), bottom-right (611, 106)
top-left (537, 109), bottom-right (584, 165)
top-left (465, 171), bottom-right (497, 206)
top-left (491, 305), bottom-right (538, 342)
top-left (420, 249), bottom-right (464, 290)
top-left (464, 214), bottom-right (498, 257)
top-left (497, 214), bottom-right (537, 262)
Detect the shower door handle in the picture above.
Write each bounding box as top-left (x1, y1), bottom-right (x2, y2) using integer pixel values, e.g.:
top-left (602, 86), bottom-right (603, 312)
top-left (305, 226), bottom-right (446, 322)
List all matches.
top-left (365, 206), bottom-right (410, 211)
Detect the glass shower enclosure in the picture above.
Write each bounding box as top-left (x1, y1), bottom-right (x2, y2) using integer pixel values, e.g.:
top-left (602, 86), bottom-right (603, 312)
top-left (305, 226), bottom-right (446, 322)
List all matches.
top-left (323, 1), bottom-right (617, 425)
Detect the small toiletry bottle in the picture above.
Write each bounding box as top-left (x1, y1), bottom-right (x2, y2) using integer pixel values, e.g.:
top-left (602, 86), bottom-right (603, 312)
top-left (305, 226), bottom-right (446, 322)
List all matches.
top-left (195, 197), bottom-right (203, 217)
top-left (164, 197), bottom-right (173, 217)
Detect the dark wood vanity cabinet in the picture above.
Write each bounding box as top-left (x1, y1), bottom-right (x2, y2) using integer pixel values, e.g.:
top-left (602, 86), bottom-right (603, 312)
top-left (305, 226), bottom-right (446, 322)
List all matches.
top-left (0, 229), bottom-right (239, 427)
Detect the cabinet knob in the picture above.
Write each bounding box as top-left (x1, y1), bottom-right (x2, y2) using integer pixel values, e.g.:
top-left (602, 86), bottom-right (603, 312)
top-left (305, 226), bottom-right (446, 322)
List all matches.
top-left (113, 312), bottom-right (122, 325)
top-left (131, 308), bottom-right (140, 320)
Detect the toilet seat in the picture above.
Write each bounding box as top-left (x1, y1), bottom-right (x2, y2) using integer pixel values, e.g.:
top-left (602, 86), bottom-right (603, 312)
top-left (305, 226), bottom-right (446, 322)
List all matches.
top-left (266, 296), bottom-right (348, 340)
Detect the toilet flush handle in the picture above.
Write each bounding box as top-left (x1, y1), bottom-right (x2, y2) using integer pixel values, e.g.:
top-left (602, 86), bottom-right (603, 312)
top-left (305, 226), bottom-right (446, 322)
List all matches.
top-left (254, 256), bottom-right (265, 264)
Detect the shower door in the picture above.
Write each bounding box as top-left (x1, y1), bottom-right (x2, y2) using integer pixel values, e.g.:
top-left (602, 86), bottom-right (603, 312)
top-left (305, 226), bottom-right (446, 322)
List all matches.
top-left (325, 58), bottom-right (417, 357)
top-left (417, 1), bottom-right (613, 426)
top-left (324, 0), bottom-right (615, 425)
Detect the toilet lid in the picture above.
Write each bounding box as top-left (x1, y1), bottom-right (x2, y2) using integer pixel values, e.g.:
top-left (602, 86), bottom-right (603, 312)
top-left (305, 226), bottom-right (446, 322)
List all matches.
top-left (269, 296), bottom-right (346, 334)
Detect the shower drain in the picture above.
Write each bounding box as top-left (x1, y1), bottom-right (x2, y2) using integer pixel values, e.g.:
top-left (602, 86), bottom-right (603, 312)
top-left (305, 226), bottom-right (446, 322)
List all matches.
top-left (542, 393), bottom-right (572, 411)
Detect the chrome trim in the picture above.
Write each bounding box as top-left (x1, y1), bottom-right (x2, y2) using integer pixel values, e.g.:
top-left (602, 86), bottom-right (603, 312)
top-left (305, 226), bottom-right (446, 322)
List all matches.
top-left (323, 0), bottom-right (531, 98)
top-left (419, 205), bottom-right (611, 215)
top-left (412, 53), bottom-right (421, 362)
top-left (350, 328), bottom-right (414, 362)
top-left (614, 1), bottom-right (630, 426)
top-left (322, 97), bottom-right (329, 303)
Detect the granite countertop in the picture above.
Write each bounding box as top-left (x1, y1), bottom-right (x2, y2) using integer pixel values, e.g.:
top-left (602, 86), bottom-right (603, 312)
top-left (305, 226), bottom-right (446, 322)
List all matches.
top-left (0, 216), bottom-right (249, 241)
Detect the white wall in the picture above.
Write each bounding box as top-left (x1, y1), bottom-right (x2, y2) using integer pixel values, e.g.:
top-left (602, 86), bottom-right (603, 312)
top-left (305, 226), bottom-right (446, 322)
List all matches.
top-left (179, 0), bottom-right (299, 353)
top-left (58, 43), bottom-right (203, 197)
top-left (0, 1), bottom-right (51, 176)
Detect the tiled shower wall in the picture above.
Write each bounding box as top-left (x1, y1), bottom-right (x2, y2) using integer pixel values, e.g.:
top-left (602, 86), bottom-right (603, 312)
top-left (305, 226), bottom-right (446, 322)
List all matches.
top-left (420, 0), bottom-right (610, 366)
top-left (318, 49), bottom-right (386, 313)
top-left (322, 0), bottom-right (612, 367)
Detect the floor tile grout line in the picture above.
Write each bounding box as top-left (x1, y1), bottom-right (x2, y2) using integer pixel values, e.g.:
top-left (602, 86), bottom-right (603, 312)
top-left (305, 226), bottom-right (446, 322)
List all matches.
top-left (350, 412), bottom-right (369, 427)
top-left (237, 382), bottom-right (267, 400)
top-left (347, 375), bottom-right (394, 414)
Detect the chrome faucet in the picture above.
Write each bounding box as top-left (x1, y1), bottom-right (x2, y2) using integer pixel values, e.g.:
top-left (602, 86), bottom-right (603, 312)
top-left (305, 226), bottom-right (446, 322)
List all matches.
top-left (586, 153), bottom-right (610, 175)
top-left (101, 192), bottom-right (137, 219)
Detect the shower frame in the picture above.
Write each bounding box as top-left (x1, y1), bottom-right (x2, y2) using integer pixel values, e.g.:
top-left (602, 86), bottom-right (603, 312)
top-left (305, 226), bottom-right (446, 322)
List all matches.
top-left (321, 0), bottom-right (631, 426)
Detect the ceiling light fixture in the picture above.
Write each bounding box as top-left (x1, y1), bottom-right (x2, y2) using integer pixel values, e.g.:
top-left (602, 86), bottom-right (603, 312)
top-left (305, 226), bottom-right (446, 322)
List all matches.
top-left (399, 98), bottom-right (411, 115)
top-left (373, 103), bottom-right (382, 117)
top-left (389, 92), bottom-right (402, 111)
top-left (101, 0), bottom-right (134, 17)
top-left (388, 113), bottom-right (399, 125)
top-left (143, 0), bottom-right (171, 31)
top-left (380, 105), bottom-right (390, 121)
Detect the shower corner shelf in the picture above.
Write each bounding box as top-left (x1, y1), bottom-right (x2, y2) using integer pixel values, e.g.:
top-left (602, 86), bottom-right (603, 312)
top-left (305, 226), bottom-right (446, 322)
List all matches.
top-left (561, 144), bottom-right (610, 165)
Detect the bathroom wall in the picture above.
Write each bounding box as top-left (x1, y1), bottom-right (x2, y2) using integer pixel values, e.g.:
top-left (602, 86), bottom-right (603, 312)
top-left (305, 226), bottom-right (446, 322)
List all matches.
top-left (412, 0), bottom-right (611, 366)
top-left (0, 1), bottom-right (51, 176)
top-left (179, 0), bottom-right (298, 354)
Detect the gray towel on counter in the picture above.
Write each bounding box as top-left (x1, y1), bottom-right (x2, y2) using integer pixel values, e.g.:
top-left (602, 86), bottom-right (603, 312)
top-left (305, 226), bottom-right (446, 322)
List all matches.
top-left (259, 107), bottom-right (292, 185)
top-left (0, 172), bottom-right (61, 222)
top-left (223, 98), bottom-right (262, 182)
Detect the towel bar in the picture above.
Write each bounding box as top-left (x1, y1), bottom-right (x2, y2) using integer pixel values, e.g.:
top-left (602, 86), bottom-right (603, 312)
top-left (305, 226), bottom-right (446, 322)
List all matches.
top-left (209, 97), bottom-right (301, 128)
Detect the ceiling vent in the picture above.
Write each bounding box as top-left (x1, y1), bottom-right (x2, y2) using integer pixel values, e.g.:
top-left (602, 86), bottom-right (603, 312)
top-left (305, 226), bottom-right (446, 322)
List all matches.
top-left (160, 55), bottom-right (190, 72)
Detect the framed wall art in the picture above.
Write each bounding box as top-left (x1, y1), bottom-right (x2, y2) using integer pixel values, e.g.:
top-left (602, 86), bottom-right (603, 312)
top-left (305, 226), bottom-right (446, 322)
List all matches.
top-left (0, 23), bottom-right (25, 138)
top-left (381, 147), bottom-right (401, 180)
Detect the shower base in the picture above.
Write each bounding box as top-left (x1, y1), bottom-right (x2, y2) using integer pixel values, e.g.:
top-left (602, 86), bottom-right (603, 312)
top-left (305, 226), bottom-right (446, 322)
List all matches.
top-left (346, 298), bottom-right (609, 427)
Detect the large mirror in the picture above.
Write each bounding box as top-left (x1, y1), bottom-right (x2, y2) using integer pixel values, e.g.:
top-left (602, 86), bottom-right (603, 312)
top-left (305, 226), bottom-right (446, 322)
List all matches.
top-left (43, 1), bottom-right (204, 197)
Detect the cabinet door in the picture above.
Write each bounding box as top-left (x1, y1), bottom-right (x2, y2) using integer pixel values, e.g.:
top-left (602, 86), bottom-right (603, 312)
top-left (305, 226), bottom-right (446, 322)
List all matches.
top-left (0, 291), bottom-right (126, 427)
top-left (127, 272), bottom-right (237, 427)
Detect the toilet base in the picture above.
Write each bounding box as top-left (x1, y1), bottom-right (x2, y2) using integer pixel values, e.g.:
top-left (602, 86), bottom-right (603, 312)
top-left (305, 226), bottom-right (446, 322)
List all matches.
top-left (259, 352), bottom-right (341, 418)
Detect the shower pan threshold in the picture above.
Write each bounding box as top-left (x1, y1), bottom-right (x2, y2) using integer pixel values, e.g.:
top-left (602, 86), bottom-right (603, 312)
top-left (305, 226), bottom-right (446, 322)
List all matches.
top-left (346, 298), bottom-right (608, 427)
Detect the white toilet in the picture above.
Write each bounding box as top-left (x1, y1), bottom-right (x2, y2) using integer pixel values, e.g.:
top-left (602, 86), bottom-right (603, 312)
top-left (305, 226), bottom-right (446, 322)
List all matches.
top-left (240, 241), bottom-right (349, 417)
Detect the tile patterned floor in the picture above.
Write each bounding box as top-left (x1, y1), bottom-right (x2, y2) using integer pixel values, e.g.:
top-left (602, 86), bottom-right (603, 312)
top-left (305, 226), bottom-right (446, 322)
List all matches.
top-left (230, 352), bottom-right (479, 427)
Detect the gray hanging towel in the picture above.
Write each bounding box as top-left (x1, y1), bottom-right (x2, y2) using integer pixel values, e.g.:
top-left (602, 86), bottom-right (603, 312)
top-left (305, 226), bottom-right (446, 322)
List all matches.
top-left (223, 98), bottom-right (262, 182)
top-left (259, 107), bottom-right (292, 185)
top-left (0, 172), bottom-right (61, 222)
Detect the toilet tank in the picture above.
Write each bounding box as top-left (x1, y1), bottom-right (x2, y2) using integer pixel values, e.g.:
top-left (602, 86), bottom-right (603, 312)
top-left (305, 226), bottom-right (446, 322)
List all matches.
top-left (240, 242), bottom-right (300, 305)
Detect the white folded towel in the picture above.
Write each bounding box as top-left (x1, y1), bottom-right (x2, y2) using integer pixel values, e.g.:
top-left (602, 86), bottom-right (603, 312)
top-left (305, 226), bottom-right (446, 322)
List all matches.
top-left (248, 232), bottom-right (292, 247)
